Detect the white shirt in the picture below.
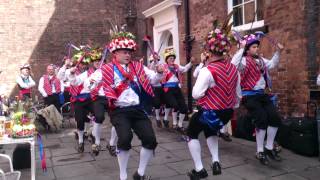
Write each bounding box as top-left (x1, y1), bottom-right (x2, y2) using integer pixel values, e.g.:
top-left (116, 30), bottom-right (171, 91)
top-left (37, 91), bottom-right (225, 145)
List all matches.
top-left (57, 65), bottom-right (71, 88)
top-left (167, 62), bottom-right (192, 83)
top-left (88, 69), bottom-right (105, 96)
top-left (317, 74), bottom-right (320, 86)
top-left (192, 66), bottom-right (242, 108)
top-left (231, 48), bottom-right (280, 90)
top-left (16, 75), bottom-right (36, 89)
top-left (38, 75), bottom-right (64, 97)
top-left (68, 70), bottom-right (92, 94)
top-left (193, 63), bottom-right (204, 78)
top-left (91, 64), bottom-right (163, 108)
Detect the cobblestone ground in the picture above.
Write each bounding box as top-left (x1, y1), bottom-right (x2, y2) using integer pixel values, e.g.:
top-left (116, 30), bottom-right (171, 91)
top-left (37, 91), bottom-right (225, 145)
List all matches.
top-left (1, 116), bottom-right (319, 180)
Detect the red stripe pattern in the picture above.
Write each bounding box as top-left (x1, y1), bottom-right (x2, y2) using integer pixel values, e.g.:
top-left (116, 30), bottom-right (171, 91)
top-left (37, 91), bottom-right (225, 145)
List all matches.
top-left (161, 64), bottom-right (183, 85)
top-left (43, 75), bottom-right (61, 95)
top-left (197, 60), bottom-right (238, 110)
top-left (101, 61), bottom-right (154, 101)
top-left (240, 56), bottom-right (262, 90)
top-left (69, 68), bottom-right (94, 102)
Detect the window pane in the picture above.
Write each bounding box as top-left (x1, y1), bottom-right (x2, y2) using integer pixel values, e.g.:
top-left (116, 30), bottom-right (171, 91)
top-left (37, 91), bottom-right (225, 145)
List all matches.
top-left (257, 0), bottom-right (264, 21)
top-left (233, 6), bottom-right (243, 26)
top-left (244, 1), bottom-right (255, 24)
top-left (233, 0), bottom-right (242, 6)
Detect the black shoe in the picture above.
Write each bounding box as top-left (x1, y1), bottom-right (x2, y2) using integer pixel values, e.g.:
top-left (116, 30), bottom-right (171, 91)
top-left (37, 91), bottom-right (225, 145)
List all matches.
top-left (106, 144), bottom-right (117, 157)
top-left (74, 131), bottom-right (79, 140)
top-left (264, 148), bottom-right (282, 161)
top-left (219, 132), bottom-right (232, 142)
top-left (77, 143), bottom-right (84, 153)
top-left (91, 144), bottom-right (101, 156)
top-left (256, 152), bottom-right (269, 165)
top-left (156, 120), bottom-right (162, 128)
top-left (83, 132), bottom-right (89, 140)
top-left (211, 161), bottom-right (222, 175)
top-left (187, 169), bottom-right (208, 180)
top-left (177, 126), bottom-right (186, 134)
top-left (163, 120), bottom-right (169, 128)
top-left (133, 171), bottom-right (152, 180)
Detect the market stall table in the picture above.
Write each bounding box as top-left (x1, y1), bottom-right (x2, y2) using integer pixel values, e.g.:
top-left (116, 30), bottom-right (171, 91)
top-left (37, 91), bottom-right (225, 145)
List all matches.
top-left (0, 136), bottom-right (35, 180)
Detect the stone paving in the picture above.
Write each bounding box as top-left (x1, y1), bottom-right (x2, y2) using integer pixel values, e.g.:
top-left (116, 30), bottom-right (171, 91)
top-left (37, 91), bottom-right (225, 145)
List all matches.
top-left (1, 117), bottom-right (320, 180)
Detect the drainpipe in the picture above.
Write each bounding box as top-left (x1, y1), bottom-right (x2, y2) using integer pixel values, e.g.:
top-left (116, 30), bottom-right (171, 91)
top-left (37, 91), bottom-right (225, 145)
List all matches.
top-left (183, 0), bottom-right (195, 113)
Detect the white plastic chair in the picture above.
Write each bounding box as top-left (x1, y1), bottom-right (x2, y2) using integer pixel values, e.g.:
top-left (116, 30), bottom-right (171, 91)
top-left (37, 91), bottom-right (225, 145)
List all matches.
top-left (0, 154), bottom-right (21, 180)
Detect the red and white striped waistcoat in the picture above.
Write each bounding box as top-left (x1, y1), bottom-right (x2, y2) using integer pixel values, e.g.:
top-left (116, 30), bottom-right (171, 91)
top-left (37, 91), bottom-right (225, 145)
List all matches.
top-left (161, 64), bottom-right (182, 85)
top-left (197, 60), bottom-right (238, 110)
top-left (240, 56), bottom-right (265, 90)
top-left (101, 61), bottom-right (154, 102)
top-left (90, 83), bottom-right (103, 101)
top-left (69, 68), bottom-right (94, 98)
top-left (43, 75), bottom-right (61, 95)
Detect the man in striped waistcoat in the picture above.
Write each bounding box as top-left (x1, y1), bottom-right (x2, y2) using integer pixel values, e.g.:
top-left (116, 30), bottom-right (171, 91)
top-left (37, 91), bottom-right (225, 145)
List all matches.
top-left (99, 30), bottom-right (163, 180)
top-left (161, 47), bottom-right (195, 132)
top-left (38, 64), bottom-right (64, 111)
top-left (67, 50), bottom-right (95, 153)
top-left (231, 33), bottom-right (284, 165)
top-left (187, 24), bottom-right (241, 180)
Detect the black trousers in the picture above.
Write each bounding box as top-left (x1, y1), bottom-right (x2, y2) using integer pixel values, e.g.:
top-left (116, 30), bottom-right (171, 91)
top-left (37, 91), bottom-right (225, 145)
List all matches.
top-left (187, 108), bottom-right (234, 139)
top-left (63, 91), bottom-right (71, 103)
top-left (110, 107), bottom-right (157, 151)
top-left (163, 87), bottom-right (188, 114)
top-left (152, 87), bottom-right (168, 109)
top-left (74, 99), bottom-right (93, 131)
top-left (92, 96), bottom-right (108, 124)
top-left (44, 94), bottom-right (61, 112)
top-left (242, 94), bottom-right (281, 129)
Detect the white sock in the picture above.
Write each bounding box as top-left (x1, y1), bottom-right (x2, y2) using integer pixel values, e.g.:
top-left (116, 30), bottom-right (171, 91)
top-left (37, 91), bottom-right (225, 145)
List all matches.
top-left (164, 108), bottom-right (171, 121)
top-left (265, 126), bottom-right (278, 150)
top-left (109, 126), bottom-right (118, 146)
top-left (137, 148), bottom-right (153, 176)
top-left (78, 130), bottom-right (84, 144)
top-left (93, 122), bottom-right (102, 145)
top-left (206, 136), bottom-right (219, 162)
top-left (155, 109), bottom-right (161, 121)
top-left (117, 150), bottom-right (130, 180)
top-left (220, 125), bottom-right (226, 133)
top-left (172, 111), bottom-right (178, 126)
top-left (84, 122), bottom-right (90, 133)
top-left (256, 129), bottom-right (266, 152)
top-left (188, 139), bottom-right (204, 172)
top-left (178, 113), bottom-right (185, 128)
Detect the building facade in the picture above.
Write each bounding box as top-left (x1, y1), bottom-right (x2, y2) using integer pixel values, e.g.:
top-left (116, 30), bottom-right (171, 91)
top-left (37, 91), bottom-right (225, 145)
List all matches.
top-left (0, 0), bottom-right (319, 117)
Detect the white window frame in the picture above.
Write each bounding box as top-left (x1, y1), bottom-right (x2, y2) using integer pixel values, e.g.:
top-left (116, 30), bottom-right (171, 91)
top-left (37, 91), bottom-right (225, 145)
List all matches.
top-left (227, 0), bottom-right (264, 31)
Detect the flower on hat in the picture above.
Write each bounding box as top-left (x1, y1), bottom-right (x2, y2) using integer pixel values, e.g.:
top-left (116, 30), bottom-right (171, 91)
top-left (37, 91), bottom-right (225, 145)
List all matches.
top-left (163, 47), bottom-right (176, 61)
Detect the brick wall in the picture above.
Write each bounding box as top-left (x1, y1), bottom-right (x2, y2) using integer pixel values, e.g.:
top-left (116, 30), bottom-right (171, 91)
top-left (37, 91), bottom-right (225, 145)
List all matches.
top-left (137, 0), bottom-right (318, 117)
top-left (0, 0), bottom-right (126, 97)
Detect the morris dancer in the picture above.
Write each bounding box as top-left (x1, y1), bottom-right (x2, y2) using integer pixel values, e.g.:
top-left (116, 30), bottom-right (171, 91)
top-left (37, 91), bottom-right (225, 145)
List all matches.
top-left (231, 33), bottom-right (284, 165)
top-left (187, 23), bottom-right (241, 179)
top-left (99, 30), bottom-right (163, 180)
top-left (162, 47), bottom-right (195, 132)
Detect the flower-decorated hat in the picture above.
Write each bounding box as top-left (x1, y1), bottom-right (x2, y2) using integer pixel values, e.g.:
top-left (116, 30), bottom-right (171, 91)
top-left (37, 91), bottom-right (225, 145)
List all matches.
top-left (108, 30), bottom-right (137, 52)
top-left (204, 12), bottom-right (235, 56)
top-left (89, 47), bottom-right (103, 61)
top-left (72, 49), bottom-right (91, 64)
top-left (243, 33), bottom-right (260, 49)
top-left (163, 47), bottom-right (176, 61)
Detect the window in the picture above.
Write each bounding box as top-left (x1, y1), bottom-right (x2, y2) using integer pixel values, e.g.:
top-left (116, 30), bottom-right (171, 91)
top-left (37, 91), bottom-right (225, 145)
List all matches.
top-left (228, 0), bottom-right (264, 31)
